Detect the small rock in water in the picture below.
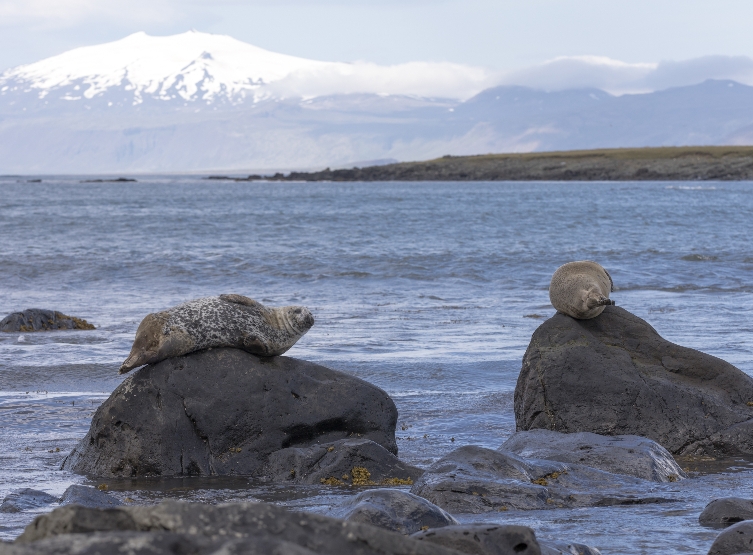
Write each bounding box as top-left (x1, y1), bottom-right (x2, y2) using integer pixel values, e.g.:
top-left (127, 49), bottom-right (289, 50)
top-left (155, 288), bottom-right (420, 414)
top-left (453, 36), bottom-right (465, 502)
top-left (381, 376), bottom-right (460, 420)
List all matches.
top-left (60, 485), bottom-right (122, 509)
top-left (515, 306), bottom-right (753, 457)
top-left (411, 524), bottom-right (541, 555)
top-left (539, 540), bottom-right (602, 555)
top-left (265, 438), bottom-right (423, 486)
top-left (329, 489), bottom-right (457, 535)
top-left (410, 445), bottom-right (674, 514)
top-left (699, 497), bottom-right (753, 529)
top-left (707, 520), bottom-right (753, 555)
top-left (501, 430), bottom-right (686, 483)
top-left (0, 489), bottom-right (58, 513)
top-left (0, 309), bottom-right (95, 332)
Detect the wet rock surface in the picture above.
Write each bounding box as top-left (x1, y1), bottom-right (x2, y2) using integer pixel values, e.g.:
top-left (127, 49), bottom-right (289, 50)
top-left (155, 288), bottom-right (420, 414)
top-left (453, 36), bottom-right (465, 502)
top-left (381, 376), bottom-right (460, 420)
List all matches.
top-left (8, 500), bottom-right (464, 555)
top-left (515, 306), bottom-right (753, 457)
top-left (707, 520), bottom-right (753, 555)
top-left (539, 541), bottom-right (602, 555)
top-left (409, 445), bottom-right (674, 514)
top-left (59, 485), bottom-right (122, 509)
top-left (0, 309), bottom-right (95, 332)
top-left (266, 438), bottom-right (423, 486)
top-left (411, 524), bottom-right (540, 555)
top-left (329, 489), bottom-right (458, 535)
top-left (700, 498), bottom-right (753, 529)
top-left (501, 430), bottom-right (686, 483)
top-left (63, 348), bottom-right (399, 478)
top-left (0, 490), bottom-right (58, 514)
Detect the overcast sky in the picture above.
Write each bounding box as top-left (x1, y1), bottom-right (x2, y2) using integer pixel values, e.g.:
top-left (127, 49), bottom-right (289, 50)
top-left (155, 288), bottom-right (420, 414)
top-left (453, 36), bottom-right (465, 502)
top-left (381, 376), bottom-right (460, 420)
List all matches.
top-left (1, 0), bottom-right (752, 77)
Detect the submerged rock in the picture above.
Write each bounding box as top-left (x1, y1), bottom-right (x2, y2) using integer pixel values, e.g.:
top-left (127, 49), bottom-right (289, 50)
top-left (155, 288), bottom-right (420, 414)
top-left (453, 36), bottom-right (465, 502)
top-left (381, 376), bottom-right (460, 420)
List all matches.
top-left (63, 348), bottom-right (399, 478)
top-left (501, 430), bottom-right (686, 483)
top-left (59, 485), bottom-right (122, 509)
top-left (0, 309), bottom-right (95, 332)
top-left (699, 497), bottom-right (753, 529)
top-left (411, 524), bottom-right (540, 555)
top-left (707, 520), bottom-right (753, 555)
top-left (0, 489), bottom-right (57, 514)
top-left (539, 541), bottom-right (602, 555)
top-left (266, 438), bottom-right (423, 486)
top-left (515, 306), bottom-right (753, 457)
top-left (11, 500), bottom-right (463, 555)
top-left (409, 445), bottom-right (674, 514)
top-left (330, 489), bottom-right (458, 535)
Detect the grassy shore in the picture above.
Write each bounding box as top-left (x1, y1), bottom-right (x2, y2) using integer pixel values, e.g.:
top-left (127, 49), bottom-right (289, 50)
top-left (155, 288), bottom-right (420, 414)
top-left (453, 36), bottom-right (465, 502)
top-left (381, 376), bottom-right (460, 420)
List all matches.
top-left (215, 146), bottom-right (753, 181)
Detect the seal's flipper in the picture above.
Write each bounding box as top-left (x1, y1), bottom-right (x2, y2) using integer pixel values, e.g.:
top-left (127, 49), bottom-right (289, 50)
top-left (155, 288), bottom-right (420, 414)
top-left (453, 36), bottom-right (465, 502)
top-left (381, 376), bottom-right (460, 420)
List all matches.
top-left (220, 294), bottom-right (262, 308)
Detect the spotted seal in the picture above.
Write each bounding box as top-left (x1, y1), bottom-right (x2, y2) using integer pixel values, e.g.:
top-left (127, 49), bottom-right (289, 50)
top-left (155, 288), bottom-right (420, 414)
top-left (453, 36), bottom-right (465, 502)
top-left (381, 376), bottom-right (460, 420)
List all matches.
top-left (549, 261), bottom-right (615, 319)
top-left (119, 294), bottom-right (314, 374)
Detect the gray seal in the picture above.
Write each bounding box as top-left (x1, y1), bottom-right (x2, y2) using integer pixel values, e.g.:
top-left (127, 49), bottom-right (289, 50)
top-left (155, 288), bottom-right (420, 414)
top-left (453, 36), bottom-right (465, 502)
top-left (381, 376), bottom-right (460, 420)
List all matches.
top-left (549, 261), bottom-right (614, 319)
top-left (119, 294), bottom-right (314, 374)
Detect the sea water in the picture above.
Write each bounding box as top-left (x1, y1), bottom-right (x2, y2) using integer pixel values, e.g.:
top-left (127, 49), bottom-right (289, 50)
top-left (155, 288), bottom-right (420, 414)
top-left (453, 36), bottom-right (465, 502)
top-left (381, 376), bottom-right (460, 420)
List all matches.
top-left (0, 178), bottom-right (752, 553)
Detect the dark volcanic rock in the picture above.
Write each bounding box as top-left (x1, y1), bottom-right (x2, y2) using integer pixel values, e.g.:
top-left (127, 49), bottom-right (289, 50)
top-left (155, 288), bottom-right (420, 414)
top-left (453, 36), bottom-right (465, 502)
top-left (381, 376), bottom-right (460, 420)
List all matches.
top-left (11, 500), bottom-right (464, 555)
top-left (515, 306), bottom-right (753, 457)
top-left (411, 524), bottom-right (540, 555)
top-left (2, 531), bottom-right (318, 555)
top-left (409, 445), bottom-right (673, 514)
top-left (0, 489), bottom-right (58, 513)
top-left (501, 430), bottom-right (686, 482)
top-left (330, 489), bottom-right (458, 535)
top-left (59, 485), bottom-right (122, 509)
top-left (62, 348), bottom-right (399, 478)
top-left (266, 438), bottom-right (423, 486)
top-left (0, 309), bottom-right (95, 332)
top-left (707, 520), bottom-right (753, 555)
top-left (700, 498), bottom-right (753, 529)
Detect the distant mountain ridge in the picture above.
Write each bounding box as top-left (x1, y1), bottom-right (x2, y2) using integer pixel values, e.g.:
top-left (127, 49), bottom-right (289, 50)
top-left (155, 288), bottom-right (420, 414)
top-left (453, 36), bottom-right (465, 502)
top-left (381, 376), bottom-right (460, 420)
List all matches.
top-left (0, 32), bottom-right (752, 173)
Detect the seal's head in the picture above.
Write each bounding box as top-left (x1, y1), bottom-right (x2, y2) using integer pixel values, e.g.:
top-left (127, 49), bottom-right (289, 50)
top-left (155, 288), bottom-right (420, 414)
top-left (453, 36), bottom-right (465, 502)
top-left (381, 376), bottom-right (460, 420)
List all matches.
top-left (280, 305), bottom-right (315, 335)
top-left (549, 260), bottom-right (615, 320)
top-left (118, 313), bottom-right (193, 374)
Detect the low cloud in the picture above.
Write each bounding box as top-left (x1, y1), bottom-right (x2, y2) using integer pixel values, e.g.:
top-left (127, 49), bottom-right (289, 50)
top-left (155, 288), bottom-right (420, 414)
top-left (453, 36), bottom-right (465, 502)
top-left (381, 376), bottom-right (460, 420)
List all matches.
top-left (267, 61), bottom-right (500, 100)
top-left (498, 55), bottom-right (753, 95)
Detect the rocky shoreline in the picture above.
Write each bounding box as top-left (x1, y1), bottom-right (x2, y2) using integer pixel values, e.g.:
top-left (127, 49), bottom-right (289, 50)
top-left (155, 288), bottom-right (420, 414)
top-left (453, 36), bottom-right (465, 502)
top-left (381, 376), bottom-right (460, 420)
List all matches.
top-left (3, 303), bottom-right (753, 554)
top-left (207, 146), bottom-right (753, 182)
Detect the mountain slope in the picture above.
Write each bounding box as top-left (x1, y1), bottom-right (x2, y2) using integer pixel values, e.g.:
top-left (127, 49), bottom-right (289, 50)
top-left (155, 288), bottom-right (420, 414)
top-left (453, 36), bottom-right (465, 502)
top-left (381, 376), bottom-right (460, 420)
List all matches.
top-left (0, 31), bottom-right (495, 111)
top-left (0, 33), bottom-right (752, 173)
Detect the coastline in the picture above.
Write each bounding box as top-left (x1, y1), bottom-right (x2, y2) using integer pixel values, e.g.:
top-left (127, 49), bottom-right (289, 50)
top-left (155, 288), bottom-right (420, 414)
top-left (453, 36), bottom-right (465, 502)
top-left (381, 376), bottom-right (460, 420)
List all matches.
top-left (208, 146), bottom-right (753, 182)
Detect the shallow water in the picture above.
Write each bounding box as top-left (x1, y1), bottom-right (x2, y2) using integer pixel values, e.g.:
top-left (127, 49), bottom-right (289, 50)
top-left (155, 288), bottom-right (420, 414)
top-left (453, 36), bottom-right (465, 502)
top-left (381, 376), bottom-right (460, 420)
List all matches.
top-left (1, 178), bottom-right (752, 552)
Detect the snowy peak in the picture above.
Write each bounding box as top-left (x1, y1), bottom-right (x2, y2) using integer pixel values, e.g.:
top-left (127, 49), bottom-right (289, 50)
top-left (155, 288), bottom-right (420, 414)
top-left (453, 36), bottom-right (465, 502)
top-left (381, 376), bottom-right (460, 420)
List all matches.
top-left (0, 31), bottom-right (333, 104)
top-left (0, 31), bottom-right (497, 107)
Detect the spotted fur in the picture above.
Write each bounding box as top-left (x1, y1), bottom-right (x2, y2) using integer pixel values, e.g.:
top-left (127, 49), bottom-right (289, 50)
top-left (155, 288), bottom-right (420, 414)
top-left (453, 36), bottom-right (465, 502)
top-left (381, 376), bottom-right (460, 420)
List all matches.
top-left (119, 294), bottom-right (314, 373)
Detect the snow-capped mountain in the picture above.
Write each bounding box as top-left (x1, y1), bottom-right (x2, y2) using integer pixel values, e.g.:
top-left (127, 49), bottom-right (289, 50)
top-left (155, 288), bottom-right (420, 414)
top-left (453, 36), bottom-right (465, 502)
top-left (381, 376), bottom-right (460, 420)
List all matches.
top-left (0, 32), bottom-right (751, 173)
top-left (0, 31), bottom-right (497, 109)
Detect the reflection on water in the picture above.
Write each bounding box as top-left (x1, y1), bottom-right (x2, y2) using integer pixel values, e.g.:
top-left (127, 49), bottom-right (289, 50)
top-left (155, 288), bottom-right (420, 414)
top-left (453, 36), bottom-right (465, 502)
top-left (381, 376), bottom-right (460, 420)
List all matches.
top-left (1, 178), bottom-right (752, 553)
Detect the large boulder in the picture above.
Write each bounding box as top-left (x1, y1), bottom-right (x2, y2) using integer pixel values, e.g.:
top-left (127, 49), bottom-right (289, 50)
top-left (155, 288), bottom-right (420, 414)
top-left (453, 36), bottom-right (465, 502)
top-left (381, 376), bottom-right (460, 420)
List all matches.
top-left (63, 348), bottom-right (399, 478)
top-left (501, 430), bottom-right (686, 482)
top-left (330, 489), bottom-right (458, 535)
top-left (409, 445), bottom-right (673, 514)
top-left (265, 438), bottom-right (423, 486)
top-left (515, 306), bottom-right (753, 457)
top-left (10, 500), bottom-right (464, 555)
top-left (700, 498), bottom-right (753, 529)
top-left (0, 309), bottom-right (94, 332)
